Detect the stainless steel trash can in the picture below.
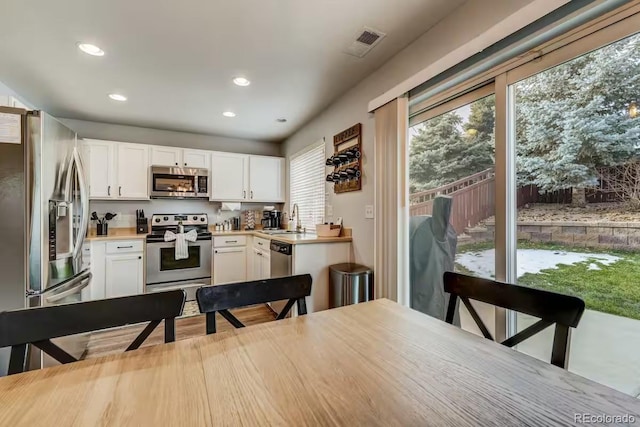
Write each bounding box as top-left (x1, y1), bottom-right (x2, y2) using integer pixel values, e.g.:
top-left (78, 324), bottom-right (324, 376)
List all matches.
top-left (329, 263), bottom-right (374, 308)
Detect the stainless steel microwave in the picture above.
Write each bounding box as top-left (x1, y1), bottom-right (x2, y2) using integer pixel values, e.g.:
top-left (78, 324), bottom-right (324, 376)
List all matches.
top-left (149, 166), bottom-right (209, 199)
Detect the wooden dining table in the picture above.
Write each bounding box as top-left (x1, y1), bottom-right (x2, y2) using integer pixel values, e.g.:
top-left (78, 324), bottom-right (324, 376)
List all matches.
top-left (1, 298), bottom-right (639, 426)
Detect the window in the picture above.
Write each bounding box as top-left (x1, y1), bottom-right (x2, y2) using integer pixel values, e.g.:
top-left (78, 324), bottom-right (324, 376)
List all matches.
top-left (290, 141), bottom-right (326, 232)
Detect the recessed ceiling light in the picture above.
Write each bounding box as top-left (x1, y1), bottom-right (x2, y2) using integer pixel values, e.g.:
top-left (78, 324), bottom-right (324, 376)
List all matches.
top-left (108, 93), bottom-right (127, 101)
top-left (233, 77), bottom-right (251, 87)
top-left (222, 111), bottom-right (236, 118)
top-left (77, 43), bottom-right (105, 56)
top-left (276, 118), bottom-right (287, 123)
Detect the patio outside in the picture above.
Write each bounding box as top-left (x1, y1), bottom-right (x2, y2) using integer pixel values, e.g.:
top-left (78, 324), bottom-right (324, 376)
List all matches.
top-left (409, 32), bottom-right (640, 396)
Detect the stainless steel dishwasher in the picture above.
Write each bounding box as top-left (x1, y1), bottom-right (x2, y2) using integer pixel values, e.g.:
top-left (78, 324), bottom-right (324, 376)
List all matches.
top-left (270, 240), bottom-right (293, 314)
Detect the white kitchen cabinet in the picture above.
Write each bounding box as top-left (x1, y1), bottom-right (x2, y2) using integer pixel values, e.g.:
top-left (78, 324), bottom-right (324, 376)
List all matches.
top-left (105, 252), bottom-right (144, 298)
top-left (151, 146), bottom-right (182, 167)
top-left (250, 247), bottom-right (270, 280)
top-left (248, 156), bottom-right (285, 202)
top-left (213, 247), bottom-right (247, 284)
top-left (84, 139), bottom-right (116, 199)
top-left (183, 149), bottom-right (210, 169)
top-left (117, 143), bottom-right (149, 199)
top-left (210, 152), bottom-right (249, 201)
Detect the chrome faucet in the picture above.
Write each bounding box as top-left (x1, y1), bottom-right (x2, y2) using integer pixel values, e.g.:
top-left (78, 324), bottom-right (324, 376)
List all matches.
top-left (291, 203), bottom-right (302, 232)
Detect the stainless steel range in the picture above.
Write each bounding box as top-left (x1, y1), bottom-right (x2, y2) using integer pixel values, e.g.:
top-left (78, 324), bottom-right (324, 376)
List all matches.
top-left (146, 214), bottom-right (212, 300)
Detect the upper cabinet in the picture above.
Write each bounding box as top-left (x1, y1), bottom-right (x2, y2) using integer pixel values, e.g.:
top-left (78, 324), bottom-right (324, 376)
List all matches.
top-left (210, 152), bottom-right (248, 201)
top-left (210, 153), bottom-right (284, 202)
top-left (150, 146), bottom-right (182, 167)
top-left (82, 139), bottom-right (149, 200)
top-left (84, 139), bottom-right (116, 199)
top-left (82, 139), bottom-right (284, 203)
top-left (151, 146), bottom-right (211, 169)
top-left (248, 156), bottom-right (285, 202)
top-left (117, 143), bottom-right (150, 199)
top-left (183, 149), bottom-right (211, 169)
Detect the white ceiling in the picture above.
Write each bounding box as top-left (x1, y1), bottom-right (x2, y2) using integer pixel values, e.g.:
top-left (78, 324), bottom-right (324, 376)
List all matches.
top-left (0, 0), bottom-right (466, 142)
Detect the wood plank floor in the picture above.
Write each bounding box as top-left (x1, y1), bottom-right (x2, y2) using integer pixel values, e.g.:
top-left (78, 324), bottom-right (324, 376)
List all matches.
top-left (84, 304), bottom-right (277, 359)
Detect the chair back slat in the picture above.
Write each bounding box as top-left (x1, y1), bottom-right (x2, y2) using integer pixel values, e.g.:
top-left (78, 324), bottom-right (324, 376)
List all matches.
top-left (196, 275), bottom-right (312, 313)
top-left (0, 290), bottom-right (185, 347)
top-left (0, 290), bottom-right (185, 375)
top-left (196, 275), bottom-right (312, 334)
top-left (443, 272), bottom-right (585, 368)
top-left (444, 272), bottom-right (584, 327)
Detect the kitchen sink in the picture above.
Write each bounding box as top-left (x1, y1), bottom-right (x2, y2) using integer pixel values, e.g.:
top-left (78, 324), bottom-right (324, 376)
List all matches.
top-left (258, 230), bottom-right (303, 235)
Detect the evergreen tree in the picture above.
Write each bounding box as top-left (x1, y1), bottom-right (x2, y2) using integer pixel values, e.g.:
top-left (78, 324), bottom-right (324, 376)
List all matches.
top-left (515, 34), bottom-right (640, 204)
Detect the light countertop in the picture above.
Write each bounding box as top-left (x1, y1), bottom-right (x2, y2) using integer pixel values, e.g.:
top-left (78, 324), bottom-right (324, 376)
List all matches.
top-left (86, 227), bottom-right (352, 245)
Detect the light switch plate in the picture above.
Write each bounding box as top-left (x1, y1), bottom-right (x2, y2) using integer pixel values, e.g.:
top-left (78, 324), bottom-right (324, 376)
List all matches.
top-left (365, 205), bottom-right (374, 219)
top-left (326, 204), bottom-right (333, 217)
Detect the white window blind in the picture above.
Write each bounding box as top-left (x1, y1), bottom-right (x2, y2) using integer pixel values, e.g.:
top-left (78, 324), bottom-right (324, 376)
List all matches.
top-left (290, 141), bottom-right (326, 232)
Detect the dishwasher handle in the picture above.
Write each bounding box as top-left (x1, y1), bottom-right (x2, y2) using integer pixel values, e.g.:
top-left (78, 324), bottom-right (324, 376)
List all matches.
top-left (270, 240), bottom-right (292, 256)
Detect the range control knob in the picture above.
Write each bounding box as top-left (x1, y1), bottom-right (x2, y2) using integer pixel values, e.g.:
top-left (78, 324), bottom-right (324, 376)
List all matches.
top-left (155, 218), bottom-right (161, 223)
top-left (163, 216), bottom-right (169, 221)
top-left (193, 216), bottom-right (198, 221)
top-left (200, 217), bottom-right (205, 222)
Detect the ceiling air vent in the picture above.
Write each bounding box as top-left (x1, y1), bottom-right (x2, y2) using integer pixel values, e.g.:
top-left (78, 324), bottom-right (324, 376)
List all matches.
top-left (343, 27), bottom-right (386, 58)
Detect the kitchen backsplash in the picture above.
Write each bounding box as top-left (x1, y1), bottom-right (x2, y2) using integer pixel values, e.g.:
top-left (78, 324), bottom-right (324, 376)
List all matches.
top-left (89, 200), bottom-right (284, 228)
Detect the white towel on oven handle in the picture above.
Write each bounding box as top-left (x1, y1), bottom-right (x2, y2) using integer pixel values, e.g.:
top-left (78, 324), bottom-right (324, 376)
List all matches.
top-left (164, 229), bottom-right (198, 260)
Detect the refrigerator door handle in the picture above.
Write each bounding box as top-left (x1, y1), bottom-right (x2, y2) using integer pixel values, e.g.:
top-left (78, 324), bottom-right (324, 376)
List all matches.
top-left (45, 275), bottom-right (91, 304)
top-left (71, 147), bottom-right (89, 262)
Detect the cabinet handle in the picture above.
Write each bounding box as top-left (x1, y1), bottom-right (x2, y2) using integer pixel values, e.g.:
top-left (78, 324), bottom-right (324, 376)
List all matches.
top-left (138, 256), bottom-right (142, 259)
top-left (258, 242), bottom-right (263, 246)
top-left (175, 162), bottom-right (178, 166)
top-left (108, 185), bottom-right (111, 196)
top-left (119, 186), bottom-right (122, 196)
top-left (250, 191), bottom-right (253, 199)
top-left (185, 162), bottom-right (188, 166)
top-left (225, 240), bottom-right (237, 243)
top-left (243, 190), bottom-right (246, 199)
top-left (256, 252), bottom-right (262, 257)
top-left (118, 245), bottom-right (133, 249)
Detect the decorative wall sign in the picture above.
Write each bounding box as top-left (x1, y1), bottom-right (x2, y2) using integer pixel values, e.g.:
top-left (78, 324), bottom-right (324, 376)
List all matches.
top-left (327, 123), bottom-right (362, 194)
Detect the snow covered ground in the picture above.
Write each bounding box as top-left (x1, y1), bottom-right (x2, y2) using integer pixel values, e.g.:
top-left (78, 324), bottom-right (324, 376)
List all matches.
top-left (456, 248), bottom-right (620, 278)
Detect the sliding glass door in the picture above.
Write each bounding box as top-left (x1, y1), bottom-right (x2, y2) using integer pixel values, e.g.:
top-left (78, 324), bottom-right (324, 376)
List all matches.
top-left (406, 5), bottom-right (640, 396)
top-left (508, 30), bottom-right (640, 396)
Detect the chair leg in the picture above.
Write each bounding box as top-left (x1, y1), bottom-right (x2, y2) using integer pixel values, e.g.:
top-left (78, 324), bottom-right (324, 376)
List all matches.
top-left (551, 324), bottom-right (571, 369)
top-left (297, 297), bottom-right (307, 315)
top-left (164, 317), bottom-right (176, 343)
top-left (8, 344), bottom-right (27, 375)
top-left (205, 312), bottom-right (217, 335)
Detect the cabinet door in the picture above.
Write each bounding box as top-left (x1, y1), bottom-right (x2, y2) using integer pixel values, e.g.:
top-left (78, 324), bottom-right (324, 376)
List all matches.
top-left (251, 248), bottom-right (263, 281)
top-left (248, 156), bottom-right (284, 202)
top-left (210, 152), bottom-right (249, 201)
top-left (213, 247), bottom-right (247, 284)
top-left (105, 253), bottom-right (144, 298)
top-left (183, 149), bottom-right (211, 169)
top-left (85, 140), bottom-right (115, 199)
top-left (151, 146), bottom-right (182, 167)
top-left (117, 143), bottom-right (150, 199)
top-left (261, 252), bottom-right (271, 279)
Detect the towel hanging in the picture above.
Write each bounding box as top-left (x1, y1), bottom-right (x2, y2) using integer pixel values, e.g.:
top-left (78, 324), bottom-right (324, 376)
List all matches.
top-left (164, 229), bottom-right (198, 260)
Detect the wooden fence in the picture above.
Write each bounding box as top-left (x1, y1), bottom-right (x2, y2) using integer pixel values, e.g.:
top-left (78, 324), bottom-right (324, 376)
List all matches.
top-left (409, 169), bottom-right (495, 234)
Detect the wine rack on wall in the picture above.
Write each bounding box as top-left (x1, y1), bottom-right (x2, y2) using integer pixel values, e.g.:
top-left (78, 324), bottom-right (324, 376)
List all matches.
top-left (326, 123), bottom-right (362, 194)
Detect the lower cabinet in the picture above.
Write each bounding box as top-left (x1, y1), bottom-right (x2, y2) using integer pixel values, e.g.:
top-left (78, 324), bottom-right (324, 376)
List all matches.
top-left (251, 247), bottom-right (271, 280)
top-left (89, 240), bottom-right (145, 300)
top-left (213, 247), bottom-right (247, 285)
top-left (105, 253), bottom-right (144, 297)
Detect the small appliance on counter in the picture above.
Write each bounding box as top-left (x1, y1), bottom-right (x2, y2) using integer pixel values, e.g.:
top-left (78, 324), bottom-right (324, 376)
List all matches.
top-left (136, 209), bottom-right (149, 234)
top-left (261, 210), bottom-right (282, 230)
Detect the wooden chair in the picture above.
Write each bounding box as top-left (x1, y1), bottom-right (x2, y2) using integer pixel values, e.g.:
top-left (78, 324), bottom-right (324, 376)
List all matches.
top-left (196, 274), bottom-right (312, 334)
top-left (0, 290), bottom-right (186, 375)
top-left (443, 272), bottom-right (585, 368)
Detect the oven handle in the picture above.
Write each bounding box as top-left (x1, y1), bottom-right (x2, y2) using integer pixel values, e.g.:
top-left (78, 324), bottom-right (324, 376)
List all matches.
top-left (45, 274), bottom-right (92, 304)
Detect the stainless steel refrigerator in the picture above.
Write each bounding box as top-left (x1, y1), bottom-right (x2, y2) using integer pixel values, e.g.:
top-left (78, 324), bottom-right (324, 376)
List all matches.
top-left (0, 107), bottom-right (91, 375)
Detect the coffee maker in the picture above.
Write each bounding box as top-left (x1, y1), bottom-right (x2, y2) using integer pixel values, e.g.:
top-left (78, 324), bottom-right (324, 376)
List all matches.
top-left (261, 210), bottom-right (282, 230)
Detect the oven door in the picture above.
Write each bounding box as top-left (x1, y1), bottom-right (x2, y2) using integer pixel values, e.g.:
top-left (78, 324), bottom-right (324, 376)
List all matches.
top-left (146, 239), bottom-right (212, 285)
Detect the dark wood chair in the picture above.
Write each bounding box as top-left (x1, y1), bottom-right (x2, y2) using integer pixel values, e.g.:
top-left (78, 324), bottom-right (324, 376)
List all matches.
top-left (443, 272), bottom-right (585, 368)
top-left (196, 274), bottom-right (312, 334)
top-left (0, 290), bottom-right (186, 375)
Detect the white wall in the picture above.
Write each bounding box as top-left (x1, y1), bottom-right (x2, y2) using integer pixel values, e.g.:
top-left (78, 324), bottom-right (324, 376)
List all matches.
top-left (59, 118), bottom-right (282, 156)
top-left (282, 0), bottom-right (535, 270)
